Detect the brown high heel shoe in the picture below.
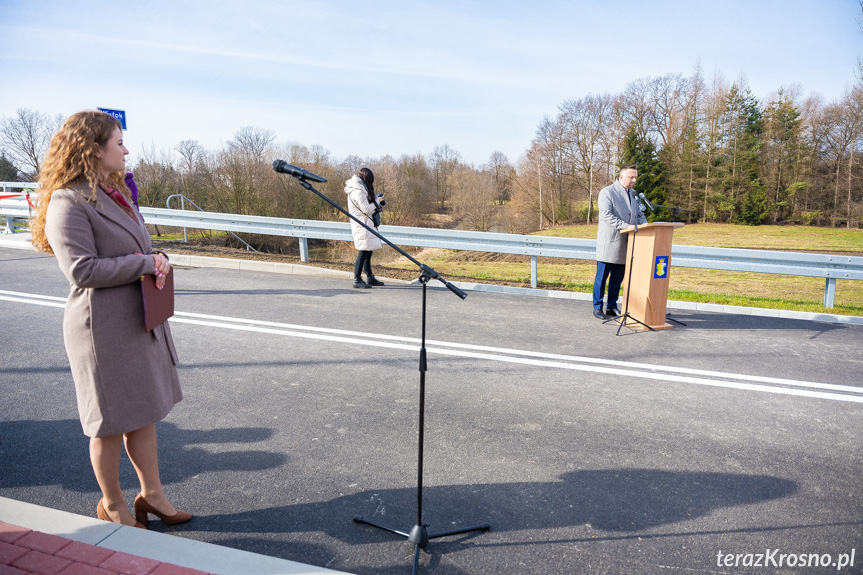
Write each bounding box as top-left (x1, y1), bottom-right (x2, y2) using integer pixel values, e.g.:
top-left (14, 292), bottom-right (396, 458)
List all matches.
top-left (97, 499), bottom-right (146, 529)
top-left (133, 494), bottom-right (192, 526)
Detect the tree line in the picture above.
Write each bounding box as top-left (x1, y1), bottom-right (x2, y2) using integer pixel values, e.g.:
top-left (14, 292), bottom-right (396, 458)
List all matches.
top-left (2, 66), bottom-right (861, 236)
top-left (524, 67), bottom-right (862, 229)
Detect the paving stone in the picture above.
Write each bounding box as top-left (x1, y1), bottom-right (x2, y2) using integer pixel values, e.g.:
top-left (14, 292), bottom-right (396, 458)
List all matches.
top-left (0, 542), bottom-right (28, 566)
top-left (98, 551), bottom-right (160, 575)
top-left (12, 549), bottom-right (72, 575)
top-left (17, 531), bottom-right (71, 555)
top-left (56, 541), bottom-right (115, 567)
top-left (0, 524), bottom-right (29, 545)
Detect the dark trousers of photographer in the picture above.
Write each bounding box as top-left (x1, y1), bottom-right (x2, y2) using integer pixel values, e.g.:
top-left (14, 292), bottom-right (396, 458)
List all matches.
top-left (353, 250), bottom-right (384, 288)
top-left (354, 250), bottom-right (373, 280)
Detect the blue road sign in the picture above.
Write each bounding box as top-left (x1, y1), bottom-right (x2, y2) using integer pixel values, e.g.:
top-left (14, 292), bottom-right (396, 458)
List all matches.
top-left (98, 108), bottom-right (127, 130)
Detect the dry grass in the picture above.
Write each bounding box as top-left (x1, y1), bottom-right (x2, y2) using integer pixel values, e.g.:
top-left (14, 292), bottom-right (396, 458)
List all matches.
top-left (541, 222), bottom-right (863, 254)
top-left (156, 222), bottom-right (863, 316)
top-left (386, 223), bottom-right (863, 316)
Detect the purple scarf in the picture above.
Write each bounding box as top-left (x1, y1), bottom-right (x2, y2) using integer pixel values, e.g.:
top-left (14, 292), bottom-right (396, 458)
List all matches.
top-left (124, 172), bottom-right (140, 208)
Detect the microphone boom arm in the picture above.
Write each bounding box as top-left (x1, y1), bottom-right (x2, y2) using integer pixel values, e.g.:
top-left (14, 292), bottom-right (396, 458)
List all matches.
top-left (638, 192), bottom-right (691, 223)
top-left (648, 202), bottom-right (691, 223)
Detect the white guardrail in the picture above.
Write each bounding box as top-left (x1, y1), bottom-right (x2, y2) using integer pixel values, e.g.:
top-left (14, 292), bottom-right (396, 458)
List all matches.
top-left (2, 183), bottom-right (862, 308)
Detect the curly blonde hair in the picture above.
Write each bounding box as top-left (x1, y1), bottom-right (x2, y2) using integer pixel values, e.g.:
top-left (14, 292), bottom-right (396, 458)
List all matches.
top-left (31, 110), bottom-right (130, 253)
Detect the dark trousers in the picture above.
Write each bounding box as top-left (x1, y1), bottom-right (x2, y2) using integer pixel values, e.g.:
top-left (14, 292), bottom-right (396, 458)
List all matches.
top-left (354, 250), bottom-right (373, 279)
top-left (593, 261), bottom-right (626, 311)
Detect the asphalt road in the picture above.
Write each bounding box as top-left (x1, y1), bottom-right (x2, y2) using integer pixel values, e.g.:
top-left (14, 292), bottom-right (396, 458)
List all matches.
top-left (2, 246), bottom-right (862, 575)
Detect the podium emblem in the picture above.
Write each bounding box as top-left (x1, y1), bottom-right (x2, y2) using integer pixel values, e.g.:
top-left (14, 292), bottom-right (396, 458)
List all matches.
top-left (654, 256), bottom-right (668, 279)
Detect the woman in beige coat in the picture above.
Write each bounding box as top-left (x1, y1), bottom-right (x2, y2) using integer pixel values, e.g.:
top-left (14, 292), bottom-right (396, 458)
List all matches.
top-left (30, 111), bottom-right (190, 528)
top-left (345, 167), bottom-right (385, 288)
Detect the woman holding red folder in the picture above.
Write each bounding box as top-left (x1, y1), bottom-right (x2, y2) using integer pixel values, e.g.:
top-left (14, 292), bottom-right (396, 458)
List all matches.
top-left (30, 110), bottom-right (191, 528)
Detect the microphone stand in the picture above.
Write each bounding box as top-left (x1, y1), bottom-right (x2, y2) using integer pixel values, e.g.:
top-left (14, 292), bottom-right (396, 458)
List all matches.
top-left (604, 189), bottom-right (654, 335)
top-left (280, 170), bottom-right (490, 575)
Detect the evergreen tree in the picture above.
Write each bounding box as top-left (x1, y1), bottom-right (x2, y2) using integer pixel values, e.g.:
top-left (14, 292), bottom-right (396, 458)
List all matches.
top-left (738, 184), bottom-right (770, 225)
top-left (724, 83), bottom-right (765, 222)
top-left (619, 124), bottom-right (668, 222)
top-left (0, 154), bottom-right (19, 181)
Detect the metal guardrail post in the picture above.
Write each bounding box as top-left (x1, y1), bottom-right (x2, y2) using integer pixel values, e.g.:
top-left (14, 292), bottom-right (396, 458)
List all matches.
top-left (1, 184), bottom-right (11, 234)
top-left (824, 278), bottom-right (836, 308)
top-left (180, 196), bottom-right (188, 243)
top-left (299, 238), bottom-right (309, 263)
top-left (531, 256), bottom-right (538, 288)
top-left (164, 194), bottom-right (257, 252)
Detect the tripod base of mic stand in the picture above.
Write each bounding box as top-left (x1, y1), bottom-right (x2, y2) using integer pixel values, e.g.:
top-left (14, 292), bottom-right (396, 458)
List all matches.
top-left (604, 311), bottom-right (655, 335)
top-left (354, 515), bottom-right (490, 574)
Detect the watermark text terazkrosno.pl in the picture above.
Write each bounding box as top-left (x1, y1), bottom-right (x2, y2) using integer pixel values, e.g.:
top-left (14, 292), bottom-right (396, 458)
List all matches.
top-left (716, 549), bottom-right (855, 570)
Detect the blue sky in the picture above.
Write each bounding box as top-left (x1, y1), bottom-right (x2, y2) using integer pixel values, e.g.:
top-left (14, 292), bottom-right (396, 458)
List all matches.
top-left (1, 0), bottom-right (860, 167)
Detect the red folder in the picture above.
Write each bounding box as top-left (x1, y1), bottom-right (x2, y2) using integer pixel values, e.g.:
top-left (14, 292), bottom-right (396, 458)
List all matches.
top-left (141, 266), bottom-right (174, 332)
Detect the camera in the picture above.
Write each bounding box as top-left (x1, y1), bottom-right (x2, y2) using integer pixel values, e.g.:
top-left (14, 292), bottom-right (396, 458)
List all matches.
top-left (376, 193), bottom-right (386, 206)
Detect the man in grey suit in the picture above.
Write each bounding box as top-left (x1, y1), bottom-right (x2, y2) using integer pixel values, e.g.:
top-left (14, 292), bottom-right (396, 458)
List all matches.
top-left (592, 164), bottom-right (647, 319)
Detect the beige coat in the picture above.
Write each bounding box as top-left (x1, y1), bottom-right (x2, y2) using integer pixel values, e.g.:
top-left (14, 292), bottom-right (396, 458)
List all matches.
top-left (44, 184), bottom-right (182, 437)
top-left (345, 176), bottom-right (383, 251)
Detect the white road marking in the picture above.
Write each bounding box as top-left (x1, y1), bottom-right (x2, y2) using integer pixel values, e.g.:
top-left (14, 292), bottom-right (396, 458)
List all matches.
top-left (3, 290), bottom-right (861, 403)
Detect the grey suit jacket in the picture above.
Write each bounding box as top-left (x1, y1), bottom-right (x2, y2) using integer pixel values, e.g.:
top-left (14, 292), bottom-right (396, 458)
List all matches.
top-left (45, 184), bottom-right (182, 437)
top-left (595, 179), bottom-right (647, 264)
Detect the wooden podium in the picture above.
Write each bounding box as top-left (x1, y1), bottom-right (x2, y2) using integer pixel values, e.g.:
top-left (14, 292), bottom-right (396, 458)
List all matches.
top-left (619, 222), bottom-right (684, 330)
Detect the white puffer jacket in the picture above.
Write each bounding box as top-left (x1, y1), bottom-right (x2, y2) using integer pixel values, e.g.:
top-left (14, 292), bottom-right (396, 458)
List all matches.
top-left (345, 175), bottom-right (383, 251)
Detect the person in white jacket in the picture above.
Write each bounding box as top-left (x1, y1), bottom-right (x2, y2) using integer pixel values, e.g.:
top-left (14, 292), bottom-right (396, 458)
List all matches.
top-left (345, 168), bottom-right (385, 288)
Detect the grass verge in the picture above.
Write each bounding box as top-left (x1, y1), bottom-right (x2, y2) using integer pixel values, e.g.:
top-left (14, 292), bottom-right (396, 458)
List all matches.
top-left (154, 223), bottom-right (863, 317)
top-left (385, 223), bottom-right (863, 317)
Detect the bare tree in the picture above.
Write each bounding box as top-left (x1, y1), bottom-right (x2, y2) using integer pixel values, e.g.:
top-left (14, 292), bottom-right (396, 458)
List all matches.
top-left (430, 144), bottom-right (461, 210)
top-left (482, 150), bottom-right (515, 205)
top-left (341, 154), bottom-right (365, 177)
top-left (648, 73), bottom-right (687, 149)
top-left (559, 94), bottom-right (613, 223)
top-left (132, 145), bottom-right (180, 210)
top-left (308, 144), bottom-right (331, 166)
top-left (449, 166), bottom-right (498, 231)
top-left (381, 153), bottom-right (434, 226)
top-left (172, 139), bottom-right (207, 204)
top-left (622, 77), bottom-right (655, 143)
top-left (701, 70), bottom-right (729, 221)
top-left (848, 85), bottom-right (863, 227)
top-left (282, 142), bottom-right (312, 165)
top-left (599, 95), bottom-right (628, 184)
top-left (857, 0), bottom-right (863, 80)
top-left (228, 126), bottom-right (276, 163)
top-left (824, 87), bottom-right (863, 227)
top-left (509, 143), bottom-right (548, 233)
top-left (532, 116), bottom-right (570, 227)
top-left (0, 108), bottom-right (63, 178)
top-left (680, 62), bottom-right (705, 218)
top-left (175, 140), bottom-right (204, 174)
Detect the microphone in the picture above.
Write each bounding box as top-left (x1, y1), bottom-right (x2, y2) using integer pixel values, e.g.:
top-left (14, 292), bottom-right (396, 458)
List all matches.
top-left (272, 160), bottom-right (327, 183)
top-left (627, 188), bottom-right (639, 225)
top-left (637, 192), bottom-right (653, 211)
